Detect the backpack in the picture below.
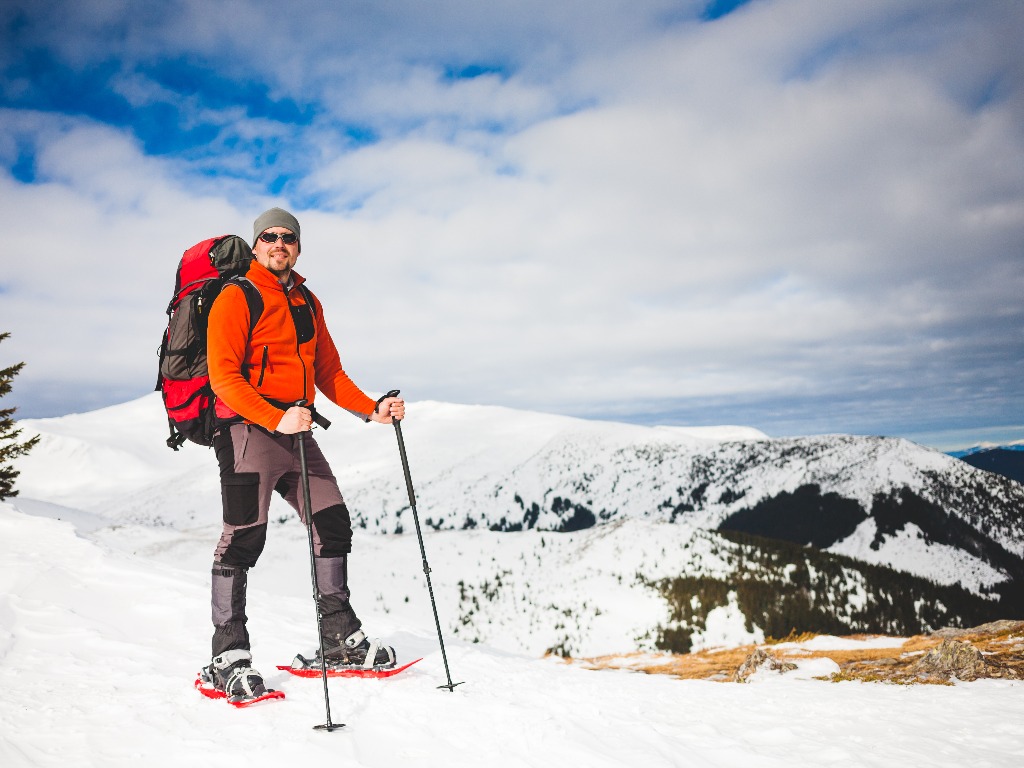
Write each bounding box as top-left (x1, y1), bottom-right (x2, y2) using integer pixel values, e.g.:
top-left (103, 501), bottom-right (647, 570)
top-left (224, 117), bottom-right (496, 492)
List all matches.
top-left (156, 235), bottom-right (263, 450)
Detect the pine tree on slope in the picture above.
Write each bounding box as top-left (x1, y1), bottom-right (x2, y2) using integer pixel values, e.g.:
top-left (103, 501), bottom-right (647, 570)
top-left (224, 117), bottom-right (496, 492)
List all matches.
top-left (0, 332), bottom-right (39, 501)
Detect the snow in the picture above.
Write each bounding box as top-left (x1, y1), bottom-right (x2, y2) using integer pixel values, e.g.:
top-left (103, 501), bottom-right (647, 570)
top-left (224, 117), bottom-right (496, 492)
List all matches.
top-left (655, 424), bottom-right (770, 442)
top-left (3, 397), bottom-right (1024, 765)
top-left (690, 591), bottom-right (765, 651)
top-left (829, 518), bottom-right (1008, 595)
top-left (3, 502), bottom-right (1024, 767)
top-left (771, 635), bottom-right (908, 653)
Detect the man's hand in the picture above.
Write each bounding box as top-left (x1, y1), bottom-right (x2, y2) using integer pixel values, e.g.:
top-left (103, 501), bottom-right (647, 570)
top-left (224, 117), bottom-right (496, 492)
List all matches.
top-left (277, 405), bottom-right (313, 434)
top-left (370, 396), bottom-right (405, 424)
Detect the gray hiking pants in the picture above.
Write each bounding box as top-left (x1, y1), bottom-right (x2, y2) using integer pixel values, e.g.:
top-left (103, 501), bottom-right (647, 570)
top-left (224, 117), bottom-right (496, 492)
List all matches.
top-left (210, 423), bottom-right (361, 657)
top-left (213, 423), bottom-right (352, 565)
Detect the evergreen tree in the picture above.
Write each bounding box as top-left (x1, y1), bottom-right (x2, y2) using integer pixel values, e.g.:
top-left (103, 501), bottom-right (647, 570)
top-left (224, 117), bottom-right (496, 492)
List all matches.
top-left (0, 333), bottom-right (39, 500)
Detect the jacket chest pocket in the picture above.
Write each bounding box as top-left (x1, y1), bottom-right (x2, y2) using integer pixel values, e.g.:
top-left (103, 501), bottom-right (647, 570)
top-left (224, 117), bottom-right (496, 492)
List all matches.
top-left (290, 303), bottom-right (315, 345)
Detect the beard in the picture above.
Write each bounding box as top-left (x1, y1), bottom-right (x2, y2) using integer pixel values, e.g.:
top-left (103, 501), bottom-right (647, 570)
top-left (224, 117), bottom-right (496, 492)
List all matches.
top-left (263, 251), bottom-right (294, 278)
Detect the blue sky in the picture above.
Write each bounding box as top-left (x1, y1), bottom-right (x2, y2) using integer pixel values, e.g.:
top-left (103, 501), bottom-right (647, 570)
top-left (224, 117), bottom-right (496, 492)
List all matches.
top-left (1, 0), bottom-right (1022, 450)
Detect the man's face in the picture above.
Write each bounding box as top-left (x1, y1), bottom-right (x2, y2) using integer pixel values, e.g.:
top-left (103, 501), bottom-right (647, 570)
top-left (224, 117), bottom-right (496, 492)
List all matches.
top-left (253, 227), bottom-right (299, 279)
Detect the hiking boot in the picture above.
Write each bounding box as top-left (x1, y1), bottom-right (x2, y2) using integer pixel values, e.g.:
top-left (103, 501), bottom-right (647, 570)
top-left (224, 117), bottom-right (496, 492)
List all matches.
top-left (292, 630), bottom-right (396, 671)
top-left (200, 649), bottom-right (269, 701)
top-left (325, 629), bottom-right (396, 669)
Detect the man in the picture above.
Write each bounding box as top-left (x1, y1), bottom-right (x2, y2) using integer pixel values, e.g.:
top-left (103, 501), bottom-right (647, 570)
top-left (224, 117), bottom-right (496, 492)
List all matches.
top-left (198, 207), bottom-right (404, 702)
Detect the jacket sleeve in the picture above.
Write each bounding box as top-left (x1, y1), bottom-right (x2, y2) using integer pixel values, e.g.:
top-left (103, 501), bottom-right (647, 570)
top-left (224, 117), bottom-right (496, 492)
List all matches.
top-left (310, 293), bottom-right (378, 420)
top-left (207, 284), bottom-right (286, 432)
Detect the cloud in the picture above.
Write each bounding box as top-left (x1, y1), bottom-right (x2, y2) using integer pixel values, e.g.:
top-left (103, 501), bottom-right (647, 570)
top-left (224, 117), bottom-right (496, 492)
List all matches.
top-left (0, 0), bottom-right (1022, 446)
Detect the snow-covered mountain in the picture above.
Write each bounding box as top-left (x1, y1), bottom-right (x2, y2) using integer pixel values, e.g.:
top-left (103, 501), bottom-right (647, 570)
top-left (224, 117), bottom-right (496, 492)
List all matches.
top-left (11, 394), bottom-right (1024, 658)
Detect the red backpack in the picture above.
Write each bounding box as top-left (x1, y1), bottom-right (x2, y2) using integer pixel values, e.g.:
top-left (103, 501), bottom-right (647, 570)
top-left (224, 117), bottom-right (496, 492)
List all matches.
top-left (156, 235), bottom-right (263, 450)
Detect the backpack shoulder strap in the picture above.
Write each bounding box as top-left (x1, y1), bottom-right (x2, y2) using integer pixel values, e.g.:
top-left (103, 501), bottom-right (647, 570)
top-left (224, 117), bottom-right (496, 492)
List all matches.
top-left (297, 283), bottom-right (317, 319)
top-left (226, 276), bottom-right (264, 335)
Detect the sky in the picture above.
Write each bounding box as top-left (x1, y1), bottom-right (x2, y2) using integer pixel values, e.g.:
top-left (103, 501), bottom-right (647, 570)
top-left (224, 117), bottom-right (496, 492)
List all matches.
top-left (0, 0), bottom-right (1022, 450)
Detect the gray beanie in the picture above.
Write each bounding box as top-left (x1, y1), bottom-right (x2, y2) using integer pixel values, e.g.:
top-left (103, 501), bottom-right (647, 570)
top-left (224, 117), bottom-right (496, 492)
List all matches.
top-left (252, 207), bottom-right (301, 247)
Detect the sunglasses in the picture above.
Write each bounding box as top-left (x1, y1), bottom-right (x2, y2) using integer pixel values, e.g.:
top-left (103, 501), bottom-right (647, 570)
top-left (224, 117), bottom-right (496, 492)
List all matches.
top-left (258, 231), bottom-right (298, 245)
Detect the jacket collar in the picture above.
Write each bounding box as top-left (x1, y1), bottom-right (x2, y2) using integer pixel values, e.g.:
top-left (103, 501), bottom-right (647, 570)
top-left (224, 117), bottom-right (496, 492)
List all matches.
top-left (246, 259), bottom-right (306, 290)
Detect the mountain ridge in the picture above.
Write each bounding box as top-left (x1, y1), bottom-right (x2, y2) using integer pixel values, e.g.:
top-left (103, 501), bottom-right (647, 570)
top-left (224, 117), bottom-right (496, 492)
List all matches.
top-left (11, 393), bottom-right (1024, 655)
top-left (958, 447), bottom-right (1024, 485)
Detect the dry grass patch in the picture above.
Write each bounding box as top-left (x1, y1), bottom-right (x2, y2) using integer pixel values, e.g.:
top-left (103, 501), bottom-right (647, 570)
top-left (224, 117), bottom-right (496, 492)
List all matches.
top-left (569, 620), bottom-right (1024, 684)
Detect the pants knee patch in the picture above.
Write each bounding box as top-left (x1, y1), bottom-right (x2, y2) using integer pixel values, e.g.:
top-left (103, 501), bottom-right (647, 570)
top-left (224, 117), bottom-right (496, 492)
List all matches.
top-left (220, 524), bottom-right (267, 568)
top-left (274, 476), bottom-right (291, 499)
top-left (221, 472), bottom-right (261, 526)
top-left (313, 504), bottom-right (353, 557)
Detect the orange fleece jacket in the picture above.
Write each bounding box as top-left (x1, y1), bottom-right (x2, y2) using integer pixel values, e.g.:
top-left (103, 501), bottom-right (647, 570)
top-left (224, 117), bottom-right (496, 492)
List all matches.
top-left (207, 260), bottom-right (377, 431)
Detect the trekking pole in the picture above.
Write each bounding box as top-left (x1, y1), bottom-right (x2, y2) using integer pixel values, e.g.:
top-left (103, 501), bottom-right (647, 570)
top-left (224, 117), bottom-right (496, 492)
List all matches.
top-left (383, 390), bottom-right (463, 692)
top-left (296, 400), bottom-right (345, 732)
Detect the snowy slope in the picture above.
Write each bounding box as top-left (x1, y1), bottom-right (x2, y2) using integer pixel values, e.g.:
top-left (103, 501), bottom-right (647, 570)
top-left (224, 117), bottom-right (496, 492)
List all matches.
top-left (4, 502), bottom-right (1024, 768)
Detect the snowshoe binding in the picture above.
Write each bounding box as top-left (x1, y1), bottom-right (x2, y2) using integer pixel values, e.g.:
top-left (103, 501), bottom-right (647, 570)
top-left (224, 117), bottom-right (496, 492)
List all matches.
top-left (196, 649), bottom-right (284, 707)
top-left (292, 629), bottom-right (396, 673)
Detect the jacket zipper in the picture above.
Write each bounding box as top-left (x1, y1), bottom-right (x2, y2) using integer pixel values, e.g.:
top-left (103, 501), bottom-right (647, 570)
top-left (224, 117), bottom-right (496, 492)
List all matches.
top-left (284, 283), bottom-right (309, 402)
